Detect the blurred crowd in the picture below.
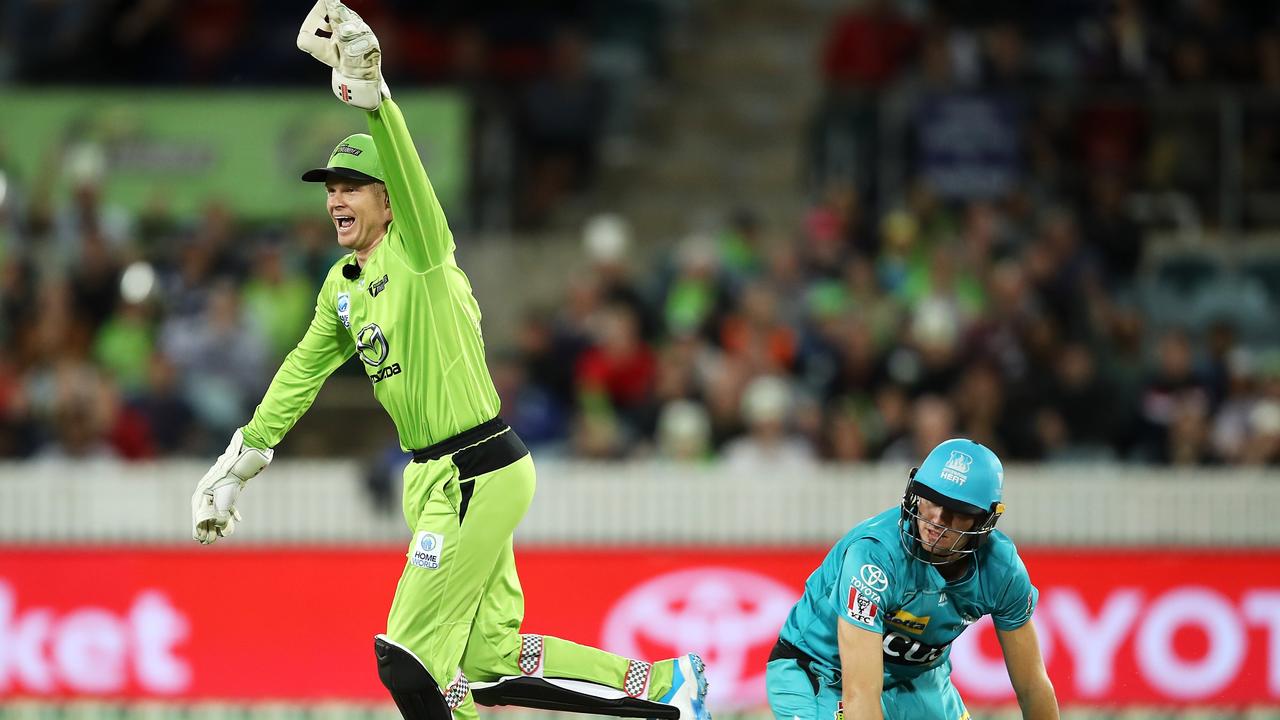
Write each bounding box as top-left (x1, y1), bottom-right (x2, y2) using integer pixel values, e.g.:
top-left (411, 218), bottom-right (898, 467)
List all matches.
top-left (2, 0), bottom-right (676, 229)
top-left (823, 0), bottom-right (1280, 92)
top-left (2, 0), bottom-right (1280, 467)
top-left (0, 177), bottom-right (347, 458)
top-left (809, 0), bottom-right (1280, 230)
top-left (495, 0), bottom-right (1280, 468)
top-left (495, 204), bottom-right (1280, 468)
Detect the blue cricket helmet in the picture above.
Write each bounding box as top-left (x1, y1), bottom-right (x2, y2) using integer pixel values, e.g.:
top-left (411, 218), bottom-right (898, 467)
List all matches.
top-left (899, 438), bottom-right (1006, 565)
top-left (914, 438), bottom-right (1004, 514)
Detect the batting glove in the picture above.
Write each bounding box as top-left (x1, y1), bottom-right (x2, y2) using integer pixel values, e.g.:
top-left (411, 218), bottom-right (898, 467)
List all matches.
top-left (324, 0), bottom-right (390, 111)
top-left (297, 0), bottom-right (340, 68)
top-left (191, 429), bottom-right (273, 545)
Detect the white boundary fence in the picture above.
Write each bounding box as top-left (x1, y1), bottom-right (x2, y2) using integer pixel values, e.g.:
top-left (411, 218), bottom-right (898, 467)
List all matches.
top-left (0, 460), bottom-right (1276, 545)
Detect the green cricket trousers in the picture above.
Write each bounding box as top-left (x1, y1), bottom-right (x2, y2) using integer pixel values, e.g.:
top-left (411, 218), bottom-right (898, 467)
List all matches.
top-left (385, 418), bottom-right (675, 718)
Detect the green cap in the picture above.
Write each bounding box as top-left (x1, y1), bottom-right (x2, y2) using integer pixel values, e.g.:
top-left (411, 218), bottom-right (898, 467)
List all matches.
top-left (301, 133), bottom-right (384, 183)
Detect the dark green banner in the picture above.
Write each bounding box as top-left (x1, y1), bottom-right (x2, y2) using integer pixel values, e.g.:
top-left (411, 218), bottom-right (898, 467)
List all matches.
top-left (0, 90), bottom-right (467, 220)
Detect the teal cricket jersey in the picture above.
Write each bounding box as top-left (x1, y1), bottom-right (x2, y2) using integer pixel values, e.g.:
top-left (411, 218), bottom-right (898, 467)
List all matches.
top-left (779, 507), bottom-right (1038, 682)
top-left (242, 98), bottom-right (499, 452)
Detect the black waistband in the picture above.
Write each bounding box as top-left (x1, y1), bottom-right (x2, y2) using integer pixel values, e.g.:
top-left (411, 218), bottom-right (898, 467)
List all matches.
top-left (773, 638), bottom-right (919, 694)
top-left (771, 637), bottom-right (929, 692)
top-left (770, 638), bottom-right (832, 693)
top-left (411, 418), bottom-right (529, 479)
top-left (769, 637), bottom-right (811, 665)
top-left (771, 637), bottom-right (916, 692)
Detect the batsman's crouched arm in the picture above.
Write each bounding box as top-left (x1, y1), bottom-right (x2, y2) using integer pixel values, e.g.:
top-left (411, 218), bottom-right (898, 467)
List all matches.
top-left (838, 620), bottom-right (884, 720)
top-left (997, 621), bottom-right (1060, 720)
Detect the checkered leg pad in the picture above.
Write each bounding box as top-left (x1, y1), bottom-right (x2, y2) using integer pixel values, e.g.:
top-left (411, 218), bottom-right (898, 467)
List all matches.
top-left (623, 659), bottom-right (652, 699)
top-left (518, 634), bottom-right (545, 676)
top-left (444, 668), bottom-right (469, 709)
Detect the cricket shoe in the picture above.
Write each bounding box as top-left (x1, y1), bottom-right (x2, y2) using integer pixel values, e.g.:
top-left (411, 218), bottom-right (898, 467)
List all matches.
top-left (658, 653), bottom-right (710, 720)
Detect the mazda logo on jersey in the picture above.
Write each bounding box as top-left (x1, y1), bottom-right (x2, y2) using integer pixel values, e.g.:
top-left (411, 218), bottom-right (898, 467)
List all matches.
top-left (356, 323), bottom-right (389, 367)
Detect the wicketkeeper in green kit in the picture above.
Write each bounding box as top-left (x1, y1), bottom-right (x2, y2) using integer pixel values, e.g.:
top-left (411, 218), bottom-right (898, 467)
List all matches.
top-left (188, 3), bottom-right (711, 719)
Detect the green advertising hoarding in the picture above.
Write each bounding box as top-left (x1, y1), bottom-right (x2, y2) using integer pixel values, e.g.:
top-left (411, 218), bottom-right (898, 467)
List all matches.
top-left (1, 90), bottom-right (467, 220)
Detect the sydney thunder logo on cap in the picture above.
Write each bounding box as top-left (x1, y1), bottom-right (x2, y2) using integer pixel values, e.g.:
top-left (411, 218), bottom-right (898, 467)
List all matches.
top-left (300, 134), bottom-right (383, 183)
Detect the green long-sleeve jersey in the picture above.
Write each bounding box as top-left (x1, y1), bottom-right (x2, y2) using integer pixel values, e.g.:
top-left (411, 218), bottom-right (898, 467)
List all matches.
top-left (241, 99), bottom-right (499, 452)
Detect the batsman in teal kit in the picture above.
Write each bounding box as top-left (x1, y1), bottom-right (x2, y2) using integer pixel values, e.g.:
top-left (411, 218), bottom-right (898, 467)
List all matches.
top-left (767, 439), bottom-right (1059, 719)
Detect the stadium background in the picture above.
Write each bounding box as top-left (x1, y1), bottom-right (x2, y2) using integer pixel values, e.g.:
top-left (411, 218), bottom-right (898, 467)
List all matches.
top-left (1, 0), bottom-right (1279, 718)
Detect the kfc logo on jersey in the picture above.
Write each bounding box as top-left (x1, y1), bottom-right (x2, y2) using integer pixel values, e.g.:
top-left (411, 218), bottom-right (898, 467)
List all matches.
top-left (847, 585), bottom-right (879, 626)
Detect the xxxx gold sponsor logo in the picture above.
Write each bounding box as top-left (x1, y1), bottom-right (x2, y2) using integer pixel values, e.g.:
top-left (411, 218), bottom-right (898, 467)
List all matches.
top-left (886, 609), bottom-right (930, 635)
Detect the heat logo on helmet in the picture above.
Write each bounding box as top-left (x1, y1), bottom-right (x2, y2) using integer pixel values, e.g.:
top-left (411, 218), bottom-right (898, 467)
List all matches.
top-left (335, 143), bottom-right (363, 156)
top-left (941, 450), bottom-right (972, 484)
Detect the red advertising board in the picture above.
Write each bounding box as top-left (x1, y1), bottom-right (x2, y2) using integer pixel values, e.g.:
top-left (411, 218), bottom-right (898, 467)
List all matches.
top-left (0, 546), bottom-right (1276, 708)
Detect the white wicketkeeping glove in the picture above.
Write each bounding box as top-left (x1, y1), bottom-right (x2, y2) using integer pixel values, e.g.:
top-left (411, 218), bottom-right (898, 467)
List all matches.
top-left (191, 429), bottom-right (273, 545)
top-left (296, 0), bottom-right (340, 68)
top-left (304, 0), bottom-right (390, 112)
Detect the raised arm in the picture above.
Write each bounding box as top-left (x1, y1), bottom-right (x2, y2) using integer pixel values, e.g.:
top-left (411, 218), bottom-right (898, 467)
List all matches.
top-left (366, 99), bottom-right (455, 272)
top-left (299, 1), bottom-right (455, 273)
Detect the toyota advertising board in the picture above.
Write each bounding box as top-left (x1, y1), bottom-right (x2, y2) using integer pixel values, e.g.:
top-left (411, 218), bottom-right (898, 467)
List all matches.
top-left (0, 547), bottom-right (1276, 707)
